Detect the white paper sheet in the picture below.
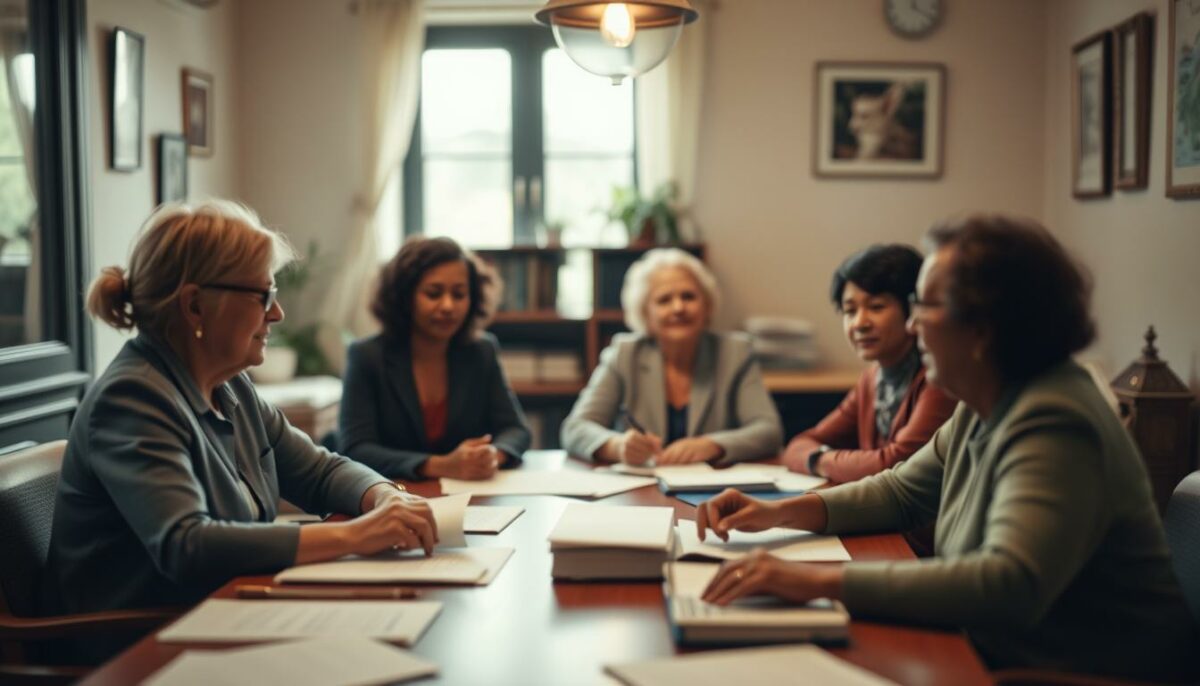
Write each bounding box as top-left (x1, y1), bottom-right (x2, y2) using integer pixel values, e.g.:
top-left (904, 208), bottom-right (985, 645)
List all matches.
top-left (676, 520), bottom-right (850, 562)
top-left (463, 505), bottom-right (524, 533)
top-left (157, 600), bottom-right (442, 645)
top-left (144, 637), bottom-right (438, 686)
top-left (607, 644), bottom-right (896, 686)
top-left (426, 493), bottom-right (470, 548)
top-left (440, 470), bottom-right (655, 498)
top-left (274, 547), bottom-right (514, 586)
top-left (549, 504), bottom-right (674, 551)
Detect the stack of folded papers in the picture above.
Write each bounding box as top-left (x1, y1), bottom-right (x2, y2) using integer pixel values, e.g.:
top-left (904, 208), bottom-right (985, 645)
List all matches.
top-left (745, 316), bottom-right (820, 369)
top-left (548, 504), bottom-right (675, 580)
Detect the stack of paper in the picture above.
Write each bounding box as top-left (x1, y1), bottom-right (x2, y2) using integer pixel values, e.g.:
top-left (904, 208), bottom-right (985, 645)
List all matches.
top-left (605, 463), bottom-right (827, 494)
top-left (463, 505), bottom-right (524, 534)
top-left (146, 638), bottom-right (438, 686)
top-left (274, 548), bottom-right (514, 586)
top-left (675, 520), bottom-right (851, 562)
top-left (606, 644), bottom-right (896, 686)
top-left (663, 562), bottom-right (849, 645)
top-left (548, 504), bottom-right (675, 580)
top-left (441, 470), bottom-right (655, 498)
top-left (157, 599), bottom-right (443, 645)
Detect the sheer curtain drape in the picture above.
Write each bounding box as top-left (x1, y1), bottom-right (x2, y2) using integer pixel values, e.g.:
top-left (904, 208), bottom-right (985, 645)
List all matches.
top-left (318, 0), bottom-right (424, 373)
top-left (2, 30), bottom-right (39, 344)
top-left (633, 0), bottom-right (710, 240)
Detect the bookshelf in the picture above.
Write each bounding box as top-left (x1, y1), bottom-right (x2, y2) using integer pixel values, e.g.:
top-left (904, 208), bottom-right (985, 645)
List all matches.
top-left (475, 245), bottom-right (706, 448)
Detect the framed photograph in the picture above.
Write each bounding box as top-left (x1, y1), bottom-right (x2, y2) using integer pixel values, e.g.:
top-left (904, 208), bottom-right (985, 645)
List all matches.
top-left (109, 27), bottom-right (145, 172)
top-left (1071, 30), bottom-right (1112, 199)
top-left (1167, 0), bottom-right (1200, 198)
top-left (1114, 13), bottom-right (1154, 190)
top-left (182, 68), bottom-right (213, 157)
top-left (813, 62), bottom-right (945, 178)
top-left (157, 134), bottom-right (188, 205)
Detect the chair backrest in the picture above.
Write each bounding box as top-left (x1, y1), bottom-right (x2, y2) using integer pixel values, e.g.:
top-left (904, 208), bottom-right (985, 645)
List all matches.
top-left (1163, 470), bottom-right (1200, 625)
top-left (0, 440), bottom-right (66, 618)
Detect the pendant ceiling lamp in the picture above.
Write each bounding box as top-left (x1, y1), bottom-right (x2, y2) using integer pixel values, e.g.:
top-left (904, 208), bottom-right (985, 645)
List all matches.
top-left (535, 0), bottom-right (699, 85)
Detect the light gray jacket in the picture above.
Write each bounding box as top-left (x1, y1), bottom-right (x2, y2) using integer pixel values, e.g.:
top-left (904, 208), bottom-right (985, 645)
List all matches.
top-left (560, 332), bottom-right (783, 465)
top-left (47, 334), bottom-right (388, 613)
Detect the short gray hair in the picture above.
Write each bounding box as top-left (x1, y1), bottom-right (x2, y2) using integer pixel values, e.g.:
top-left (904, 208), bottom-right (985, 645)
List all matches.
top-left (620, 248), bottom-right (719, 334)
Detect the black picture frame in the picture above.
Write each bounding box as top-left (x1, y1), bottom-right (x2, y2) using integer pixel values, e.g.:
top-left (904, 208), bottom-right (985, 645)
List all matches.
top-left (1114, 12), bottom-right (1153, 191)
top-left (157, 134), bottom-right (188, 204)
top-left (108, 26), bottom-right (144, 171)
top-left (1071, 30), bottom-right (1112, 199)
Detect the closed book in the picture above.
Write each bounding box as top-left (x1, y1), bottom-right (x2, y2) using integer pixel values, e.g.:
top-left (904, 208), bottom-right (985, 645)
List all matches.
top-left (551, 548), bottom-right (668, 580)
top-left (657, 468), bottom-right (778, 494)
top-left (664, 562), bottom-right (849, 646)
top-left (549, 504), bottom-right (674, 580)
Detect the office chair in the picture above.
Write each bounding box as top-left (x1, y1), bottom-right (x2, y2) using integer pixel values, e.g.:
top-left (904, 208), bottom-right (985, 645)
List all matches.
top-left (994, 470), bottom-right (1200, 686)
top-left (0, 440), bottom-right (178, 684)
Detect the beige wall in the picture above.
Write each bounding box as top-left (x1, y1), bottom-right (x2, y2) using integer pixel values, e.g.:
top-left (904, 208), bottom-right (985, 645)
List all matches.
top-left (694, 0), bottom-right (1049, 369)
top-left (87, 0), bottom-right (240, 369)
top-left (1043, 0), bottom-right (1200, 392)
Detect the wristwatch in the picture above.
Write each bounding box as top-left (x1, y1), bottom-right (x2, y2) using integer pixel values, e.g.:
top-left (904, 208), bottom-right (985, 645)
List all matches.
top-left (807, 445), bottom-right (831, 477)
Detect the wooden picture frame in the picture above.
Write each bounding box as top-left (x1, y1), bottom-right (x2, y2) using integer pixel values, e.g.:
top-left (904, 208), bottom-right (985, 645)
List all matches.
top-left (1167, 0), bottom-right (1200, 198)
top-left (108, 27), bottom-right (145, 172)
top-left (812, 62), bottom-right (946, 179)
top-left (1071, 30), bottom-right (1112, 199)
top-left (182, 68), bottom-right (213, 157)
top-left (1114, 13), bottom-right (1153, 190)
top-left (157, 134), bottom-right (188, 205)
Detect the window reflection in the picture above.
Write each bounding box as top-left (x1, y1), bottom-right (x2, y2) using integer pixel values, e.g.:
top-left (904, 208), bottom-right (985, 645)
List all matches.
top-left (0, 5), bottom-right (40, 348)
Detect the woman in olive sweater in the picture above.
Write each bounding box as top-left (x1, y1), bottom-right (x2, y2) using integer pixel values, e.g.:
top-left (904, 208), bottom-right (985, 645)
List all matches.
top-left (695, 214), bottom-right (1198, 683)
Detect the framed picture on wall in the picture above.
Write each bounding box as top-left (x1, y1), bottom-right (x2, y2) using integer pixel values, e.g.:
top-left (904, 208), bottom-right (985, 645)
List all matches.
top-left (157, 134), bottom-right (188, 204)
top-left (812, 62), bottom-right (945, 178)
top-left (1167, 0), bottom-right (1200, 198)
top-left (109, 27), bottom-right (145, 171)
top-left (1071, 30), bottom-right (1112, 199)
top-left (1114, 12), bottom-right (1153, 190)
top-left (182, 68), bottom-right (213, 157)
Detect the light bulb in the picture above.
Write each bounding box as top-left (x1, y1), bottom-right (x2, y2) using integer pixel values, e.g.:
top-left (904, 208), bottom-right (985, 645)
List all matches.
top-left (599, 3), bottom-right (636, 48)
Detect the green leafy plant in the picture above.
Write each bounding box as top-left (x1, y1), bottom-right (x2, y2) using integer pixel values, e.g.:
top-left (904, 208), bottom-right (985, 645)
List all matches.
top-left (271, 241), bottom-right (333, 376)
top-left (606, 181), bottom-right (681, 245)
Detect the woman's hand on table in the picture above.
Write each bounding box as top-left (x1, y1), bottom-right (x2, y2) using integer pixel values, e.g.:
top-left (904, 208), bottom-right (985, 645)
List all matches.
top-left (657, 437), bottom-right (723, 465)
top-left (695, 488), bottom-right (785, 541)
top-left (700, 549), bottom-right (844, 606)
top-left (609, 429), bottom-right (663, 465)
top-left (424, 435), bottom-right (500, 480)
top-left (348, 495), bottom-right (439, 556)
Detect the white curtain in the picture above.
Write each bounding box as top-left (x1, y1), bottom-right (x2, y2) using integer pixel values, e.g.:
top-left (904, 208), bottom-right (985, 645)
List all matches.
top-left (634, 0), bottom-right (711, 240)
top-left (318, 0), bottom-right (424, 374)
top-left (1, 30), bottom-right (40, 343)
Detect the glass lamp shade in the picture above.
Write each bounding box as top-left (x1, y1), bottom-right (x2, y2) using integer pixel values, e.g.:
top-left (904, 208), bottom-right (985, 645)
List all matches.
top-left (535, 1), bottom-right (699, 84)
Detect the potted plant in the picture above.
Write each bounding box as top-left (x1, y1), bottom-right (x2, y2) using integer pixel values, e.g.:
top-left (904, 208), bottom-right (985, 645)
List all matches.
top-left (607, 181), bottom-right (681, 246)
top-left (250, 241), bottom-right (332, 384)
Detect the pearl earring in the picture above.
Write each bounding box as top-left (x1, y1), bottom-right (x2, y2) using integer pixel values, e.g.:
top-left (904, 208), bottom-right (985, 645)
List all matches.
top-left (195, 328), bottom-right (203, 340)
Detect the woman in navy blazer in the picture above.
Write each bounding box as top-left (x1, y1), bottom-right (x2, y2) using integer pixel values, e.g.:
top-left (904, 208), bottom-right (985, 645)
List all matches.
top-left (339, 237), bottom-right (531, 481)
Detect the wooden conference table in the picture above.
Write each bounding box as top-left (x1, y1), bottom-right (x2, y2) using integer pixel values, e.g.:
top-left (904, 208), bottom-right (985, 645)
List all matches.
top-left (83, 451), bottom-right (992, 686)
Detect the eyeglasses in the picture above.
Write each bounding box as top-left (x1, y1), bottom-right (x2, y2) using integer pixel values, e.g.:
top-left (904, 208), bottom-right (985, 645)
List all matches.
top-left (907, 294), bottom-right (946, 316)
top-left (201, 283), bottom-right (279, 312)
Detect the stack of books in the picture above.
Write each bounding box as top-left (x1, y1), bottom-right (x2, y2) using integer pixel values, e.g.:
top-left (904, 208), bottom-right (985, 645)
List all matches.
top-left (745, 316), bottom-right (820, 369)
top-left (498, 350), bottom-right (583, 385)
top-left (548, 504), bottom-right (675, 580)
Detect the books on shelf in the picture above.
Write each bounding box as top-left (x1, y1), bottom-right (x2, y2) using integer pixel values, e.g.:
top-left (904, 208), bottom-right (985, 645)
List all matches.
top-left (479, 251), bottom-right (561, 312)
top-left (549, 504), bottom-right (675, 580)
top-left (745, 315), bottom-right (821, 370)
top-left (664, 562), bottom-right (850, 646)
top-left (498, 349), bottom-right (582, 385)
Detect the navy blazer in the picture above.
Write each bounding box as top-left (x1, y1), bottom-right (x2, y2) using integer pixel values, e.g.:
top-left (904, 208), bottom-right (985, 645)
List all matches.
top-left (338, 332), bottom-right (531, 480)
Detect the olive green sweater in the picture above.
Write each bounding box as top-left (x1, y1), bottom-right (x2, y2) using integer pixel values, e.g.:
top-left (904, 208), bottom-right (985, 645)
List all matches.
top-left (819, 361), bottom-right (1198, 682)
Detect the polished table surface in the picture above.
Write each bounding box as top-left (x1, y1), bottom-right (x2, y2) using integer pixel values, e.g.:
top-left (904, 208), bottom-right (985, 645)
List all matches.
top-left (82, 452), bottom-right (992, 685)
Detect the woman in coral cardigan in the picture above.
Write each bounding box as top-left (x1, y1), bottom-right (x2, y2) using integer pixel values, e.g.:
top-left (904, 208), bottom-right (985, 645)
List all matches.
top-left (782, 244), bottom-right (956, 483)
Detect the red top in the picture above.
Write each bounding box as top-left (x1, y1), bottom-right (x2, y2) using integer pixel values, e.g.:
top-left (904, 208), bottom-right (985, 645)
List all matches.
top-left (781, 365), bottom-right (957, 484)
top-left (422, 398), bottom-right (448, 446)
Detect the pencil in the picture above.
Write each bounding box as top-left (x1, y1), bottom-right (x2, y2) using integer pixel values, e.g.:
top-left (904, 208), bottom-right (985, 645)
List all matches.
top-left (234, 585), bottom-right (419, 600)
top-left (621, 407), bottom-right (648, 434)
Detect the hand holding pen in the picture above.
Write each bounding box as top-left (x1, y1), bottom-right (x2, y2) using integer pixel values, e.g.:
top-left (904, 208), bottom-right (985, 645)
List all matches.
top-left (617, 408), bottom-right (663, 466)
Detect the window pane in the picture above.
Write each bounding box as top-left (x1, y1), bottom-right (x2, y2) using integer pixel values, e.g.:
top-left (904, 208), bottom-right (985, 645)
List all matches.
top-left (543, 49), bottom-right (634, 154)
top-left (421, 49), bottom-right (511, 155)
top-left (544, 157), bottom-right (633, 245)
top-left (424, 159), bottom-right (512, 248)
top-left (0, 28), bottom-right (41, 348)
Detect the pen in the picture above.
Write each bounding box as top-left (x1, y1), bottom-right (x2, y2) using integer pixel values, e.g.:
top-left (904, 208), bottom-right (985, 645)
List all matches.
top-left (234, 585), bottom-right (419, 600)
top-left (621, 407), bottom-right (647, 434)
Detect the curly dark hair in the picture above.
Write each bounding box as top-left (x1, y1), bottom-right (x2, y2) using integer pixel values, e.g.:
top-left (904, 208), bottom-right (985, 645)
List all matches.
top-left (370, 236), bottom-right (495, 345)
top-left (926, 213), bottom-right (1095, 382)
top-left (829, 244), bottom-right (924, 317)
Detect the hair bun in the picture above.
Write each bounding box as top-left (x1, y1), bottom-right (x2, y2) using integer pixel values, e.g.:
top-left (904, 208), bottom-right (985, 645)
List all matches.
top-left (86, 265), bottom-right (135, 330)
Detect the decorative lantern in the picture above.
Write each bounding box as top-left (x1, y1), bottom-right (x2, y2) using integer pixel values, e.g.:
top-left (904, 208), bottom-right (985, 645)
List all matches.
top-left (534, 0), bottom-right (699, 85)
top-left (1111, 327), bottom-right (1196, 512)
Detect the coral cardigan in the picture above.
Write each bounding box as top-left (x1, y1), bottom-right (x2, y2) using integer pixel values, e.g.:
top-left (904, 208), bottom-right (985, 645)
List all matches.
top-left (784, 364), bottom-right (957, 483)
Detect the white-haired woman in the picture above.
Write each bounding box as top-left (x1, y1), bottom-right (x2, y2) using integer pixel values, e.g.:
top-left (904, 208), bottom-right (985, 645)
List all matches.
top-left (48, 201), bottom-right (438, 621)
top-left (561, 248), bottom-right (782, 465)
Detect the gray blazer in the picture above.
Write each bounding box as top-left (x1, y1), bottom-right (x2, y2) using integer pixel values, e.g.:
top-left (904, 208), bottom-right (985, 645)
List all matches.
top-left (338, 332), bottom-right (531, 481)
top-left (47, 334), bottom-right (387, 613)
top-left (561, 332), bottom-right (783, 465)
